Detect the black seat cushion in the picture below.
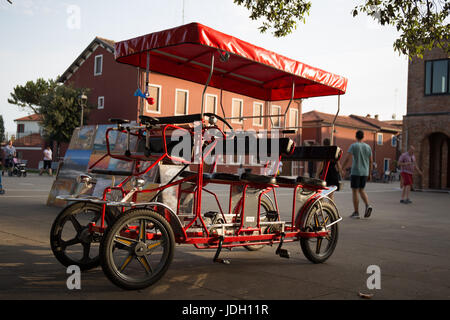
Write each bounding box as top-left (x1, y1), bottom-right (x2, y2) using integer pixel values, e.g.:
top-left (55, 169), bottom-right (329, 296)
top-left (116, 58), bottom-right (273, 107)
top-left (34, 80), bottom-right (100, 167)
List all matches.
top-left (296, 176), bottom-right (326, 188)
top-left (275, 176), bottom-right (297, 185)
top-left (241, 173), bottom-right (276, 184)
top-left (179, 170), bottom-right (212, 181)
top-left (211, 172), bottom-right (241, 181)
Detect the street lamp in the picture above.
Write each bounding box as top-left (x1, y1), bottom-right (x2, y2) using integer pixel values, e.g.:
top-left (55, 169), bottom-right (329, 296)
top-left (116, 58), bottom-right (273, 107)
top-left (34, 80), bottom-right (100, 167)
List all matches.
top-left (78, 92), bottom-right (88, 127)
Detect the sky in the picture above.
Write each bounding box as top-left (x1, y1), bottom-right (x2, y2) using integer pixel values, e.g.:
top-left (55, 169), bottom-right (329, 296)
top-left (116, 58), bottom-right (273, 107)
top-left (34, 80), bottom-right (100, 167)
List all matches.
top-left (0, 0), bottom-right (409, 135)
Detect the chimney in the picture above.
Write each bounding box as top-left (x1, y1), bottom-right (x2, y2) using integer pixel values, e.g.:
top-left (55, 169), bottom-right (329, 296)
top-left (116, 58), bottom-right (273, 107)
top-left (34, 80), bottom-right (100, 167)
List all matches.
top-left (366, 114), bottom-right (371, 118)
top-left (374, 114), bottom-right (379, 120)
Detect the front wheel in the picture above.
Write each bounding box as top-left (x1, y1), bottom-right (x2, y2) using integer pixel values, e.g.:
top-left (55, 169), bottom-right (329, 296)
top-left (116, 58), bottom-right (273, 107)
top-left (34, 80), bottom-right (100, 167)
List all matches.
top-left (299, 200), bottom-right (339, 264)
top-left (50, 202), bottom-right (117, 271)
top-left (100, 208), bottom-right (175, 290)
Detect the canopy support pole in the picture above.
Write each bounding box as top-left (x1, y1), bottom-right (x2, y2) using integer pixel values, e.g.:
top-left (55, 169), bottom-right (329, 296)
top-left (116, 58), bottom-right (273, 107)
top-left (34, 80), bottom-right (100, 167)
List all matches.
top-left (145, 51), bottom-right (150, 96)
top-left (331, 94), bottom-right (341, 145)
top-left (201, 54), bottom-right (215, 119)
top-left (283, 80), bottom-right (296, 129)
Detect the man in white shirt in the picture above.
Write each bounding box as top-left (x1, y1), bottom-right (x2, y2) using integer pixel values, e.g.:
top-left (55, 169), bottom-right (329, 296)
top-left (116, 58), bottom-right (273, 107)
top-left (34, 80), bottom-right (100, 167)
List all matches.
top-left (39, 146), bottom-right (53, 176)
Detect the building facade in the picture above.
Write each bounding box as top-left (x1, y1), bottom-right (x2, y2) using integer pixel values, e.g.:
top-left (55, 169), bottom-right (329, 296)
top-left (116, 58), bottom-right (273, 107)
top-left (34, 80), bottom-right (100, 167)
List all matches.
top-left (404, 47), bottom-right (450, 189)
top-left (58, 37), bottom-right (302, 175)
top-left (13, 114), bottom-right (46, 168)
top-left (302, 110), bottom-right (401, 180)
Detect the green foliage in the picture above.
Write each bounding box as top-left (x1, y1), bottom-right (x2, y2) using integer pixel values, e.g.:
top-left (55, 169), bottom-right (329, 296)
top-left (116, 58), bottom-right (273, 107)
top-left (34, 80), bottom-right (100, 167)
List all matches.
top-left (7, 78), bottom-right (90, 145)
top-left (233, 0), bottom-right (311, 37)
top-left (40, 83), bottom-right (89, 143)
top-left (7, 78), bottom-right (51, 114)
top-left (354, 0), bottom-right (449, 58)
top-left (234, 0), bottom-right (449, 58)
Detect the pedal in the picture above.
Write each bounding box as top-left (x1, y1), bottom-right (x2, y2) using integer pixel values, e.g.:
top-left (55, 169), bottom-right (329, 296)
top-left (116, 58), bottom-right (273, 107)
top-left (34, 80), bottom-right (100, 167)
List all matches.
top-left (275, 232), bottom-right (290, 259)
top-left (213, 236), bottom-right (230, 265)
top-left (214, 258), bottom-right (231, 265)
top-left (277, 249), bottom-right (290, 259)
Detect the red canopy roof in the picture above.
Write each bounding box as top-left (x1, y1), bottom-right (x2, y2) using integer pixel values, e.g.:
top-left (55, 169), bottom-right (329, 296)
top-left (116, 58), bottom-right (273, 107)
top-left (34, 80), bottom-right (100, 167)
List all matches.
top-left (115, 23), bottom-right (347, 101)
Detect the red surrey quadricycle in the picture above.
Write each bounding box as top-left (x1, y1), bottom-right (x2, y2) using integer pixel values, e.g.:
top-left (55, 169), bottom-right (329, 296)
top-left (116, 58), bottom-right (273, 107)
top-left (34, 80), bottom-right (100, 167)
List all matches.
top-left (50, 23), bottom-right (347, 290)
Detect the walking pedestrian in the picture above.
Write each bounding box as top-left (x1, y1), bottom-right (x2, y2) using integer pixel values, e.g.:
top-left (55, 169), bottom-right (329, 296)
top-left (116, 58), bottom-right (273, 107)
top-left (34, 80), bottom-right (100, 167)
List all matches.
top-left (342, 130), bottom-right (373, 219)
top-left (0, 151), bottom-right (4, 194)
top-left (398, 146), bottom-right (422, 204)
top-left (316, 138), bottom-right (344, 200)
top-left (4, 140), bottom-right (16, 176)
top-left (39, 146), bottom-right (53, 176)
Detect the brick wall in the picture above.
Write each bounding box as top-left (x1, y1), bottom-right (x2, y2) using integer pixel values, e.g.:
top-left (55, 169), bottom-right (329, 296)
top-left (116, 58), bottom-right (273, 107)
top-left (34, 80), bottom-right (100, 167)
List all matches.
top-left (404, 46), bottom-right (450, 189)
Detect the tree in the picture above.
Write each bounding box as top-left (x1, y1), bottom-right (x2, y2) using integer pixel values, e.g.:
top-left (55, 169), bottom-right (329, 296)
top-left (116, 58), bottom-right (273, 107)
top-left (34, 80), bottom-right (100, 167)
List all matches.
top-left (8, 78), bottom-right (90, 157)
top-left (233, 0), bottom-right (449, 58)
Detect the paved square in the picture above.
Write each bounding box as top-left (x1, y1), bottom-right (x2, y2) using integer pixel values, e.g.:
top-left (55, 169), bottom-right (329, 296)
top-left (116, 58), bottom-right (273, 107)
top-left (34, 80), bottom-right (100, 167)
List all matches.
top-left (0, 174), bottom-right (449, 299)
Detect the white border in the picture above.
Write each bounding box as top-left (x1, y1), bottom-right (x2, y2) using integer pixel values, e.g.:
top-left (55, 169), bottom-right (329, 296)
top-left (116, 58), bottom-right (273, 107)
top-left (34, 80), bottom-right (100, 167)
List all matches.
top-left (271, 105), bottom-right (281, 128)
top-left (289, 108), bottom-right (298, 128)
top-left (145, 84), bottom-right (162, 114)
top-left (175, 89), bottom-right (189, 115)
top-left (205, 93), bottom-right (218, 114)
top-left (231, 98), bottom-right (243, 124)
top-left (377, 133), bottom-right (383, 145)
top-left (253, 102), bottom-right (264, 126)
top-left (94, 54), bottom-right (103, 76)
top-left (97, 96), bottom-right (104, 109)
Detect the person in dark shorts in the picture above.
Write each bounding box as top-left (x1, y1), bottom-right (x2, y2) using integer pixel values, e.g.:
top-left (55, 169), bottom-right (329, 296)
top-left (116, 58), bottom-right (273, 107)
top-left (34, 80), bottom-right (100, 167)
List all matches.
top-left (316, 138), bottom-right (344, 200)
top-left (342, 130), bottom-right (373, 219)
top-left (39, 146), bottom-right (53, 176)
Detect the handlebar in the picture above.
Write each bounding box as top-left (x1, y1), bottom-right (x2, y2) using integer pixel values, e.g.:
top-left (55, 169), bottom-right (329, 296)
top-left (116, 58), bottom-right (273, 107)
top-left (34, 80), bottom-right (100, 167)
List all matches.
top-left (139, 113), bottom-right (233, 131)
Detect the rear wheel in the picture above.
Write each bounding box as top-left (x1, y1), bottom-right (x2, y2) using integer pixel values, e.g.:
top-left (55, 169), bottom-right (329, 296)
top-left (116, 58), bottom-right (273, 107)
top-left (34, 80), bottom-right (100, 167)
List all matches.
top-left (299, 200), bottom-right (339, 263)
top-left (50, 202), bottom-right (117, 271)
top-left (100, 208), bottom-right (175, 290)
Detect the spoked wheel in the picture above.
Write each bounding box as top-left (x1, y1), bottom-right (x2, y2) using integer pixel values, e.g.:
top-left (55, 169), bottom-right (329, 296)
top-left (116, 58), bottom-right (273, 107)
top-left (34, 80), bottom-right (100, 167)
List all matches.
top-left (50, 202), bottom-right (117, 271)
top-left (100, 208), bottom-right (175, 290)
top-left (244, 196), bottom-right (276, 251)
top-left (300, 200), bottom-right (339, 263)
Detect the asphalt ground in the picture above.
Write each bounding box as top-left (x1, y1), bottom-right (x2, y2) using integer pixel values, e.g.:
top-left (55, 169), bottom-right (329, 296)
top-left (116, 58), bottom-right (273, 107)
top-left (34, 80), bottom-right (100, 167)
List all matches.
top-left (0, 173), bottom-right (449, 300)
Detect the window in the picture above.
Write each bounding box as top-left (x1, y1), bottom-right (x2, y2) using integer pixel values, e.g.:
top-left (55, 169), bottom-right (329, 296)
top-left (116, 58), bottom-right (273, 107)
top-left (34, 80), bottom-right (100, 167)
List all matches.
top-left (175, 89), bottom-right (188, 115)
top-left (391, 135), bottom-right (397, 147)
top-left (94, 55), bottom-right (103, 76)
top-left (232, 99), bottom-right (243, 124)
top-left (253, 102), bottom-right (264, 126)
top-left (271, 105), bottom-right (281, 128)
top-left (289, 108), bottom-right (298, 128)
top-left (17, 123), bottom-right (24, 133)
top-left (377, 133), bottom-right (383, 145)
top-left (205, 94), bottom-right (217, 114)
top-left (425, 59), bottom-right (449, 95)
top-left (145, 85), bottom-right (161, 113)
top-left (97, 96), bottom-right (104, 109)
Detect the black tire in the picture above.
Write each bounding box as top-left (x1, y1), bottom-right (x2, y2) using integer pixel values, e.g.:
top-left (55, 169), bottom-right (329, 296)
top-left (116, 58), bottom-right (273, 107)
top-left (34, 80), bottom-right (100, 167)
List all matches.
top-left (100, 208), bottom-right (175, 290)
top-left (22, 172), bottom-right (27, 177)
top-left (244, 196), bottom-right (276, 251)
top-left (50, 202), bottom-right (117, 271)
top-left (17, 171), bottom-right (22, 177)
top-left (299, 200), bottom-right (339, 264)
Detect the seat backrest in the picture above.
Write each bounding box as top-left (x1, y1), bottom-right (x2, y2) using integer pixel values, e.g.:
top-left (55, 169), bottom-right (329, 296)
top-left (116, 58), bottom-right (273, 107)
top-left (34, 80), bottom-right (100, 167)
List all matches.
top-left (281, 146), bottom-right (341, 161)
